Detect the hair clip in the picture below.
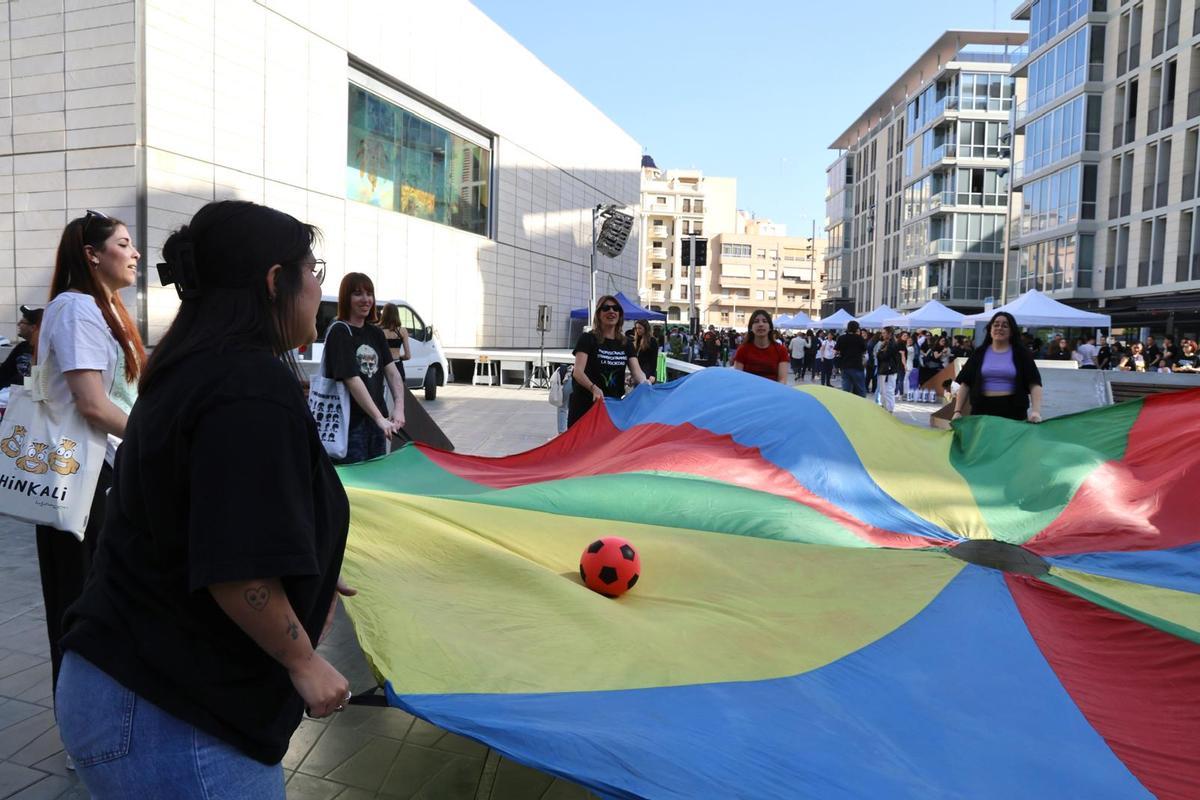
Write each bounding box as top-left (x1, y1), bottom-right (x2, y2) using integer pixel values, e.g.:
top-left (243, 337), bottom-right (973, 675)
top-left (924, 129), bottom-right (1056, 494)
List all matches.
top-left (156, 241), bottom-right (201, 299)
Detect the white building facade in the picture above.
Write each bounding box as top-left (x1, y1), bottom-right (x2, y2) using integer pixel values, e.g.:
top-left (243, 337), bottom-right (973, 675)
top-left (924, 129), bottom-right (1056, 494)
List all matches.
top-left (0, 0), bottom-right (641, 348)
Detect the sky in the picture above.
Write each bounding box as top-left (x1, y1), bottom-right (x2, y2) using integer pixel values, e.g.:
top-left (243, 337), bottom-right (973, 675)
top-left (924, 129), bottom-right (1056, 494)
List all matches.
top-left (471, 0), bottom-right (1021, 238)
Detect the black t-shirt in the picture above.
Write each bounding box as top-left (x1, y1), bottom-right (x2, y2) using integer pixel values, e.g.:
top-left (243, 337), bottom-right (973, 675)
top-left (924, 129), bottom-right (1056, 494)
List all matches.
top-left (569, 332), bottom-right (634, 421)
top-left (61, 348), bottom-right (350, 765)
top-left (0, 340), bottom-right (32, 389)
top-left (324, 321), bottom-right (393, 424)
top-left (635, 337), bottom-right (659, 381)
top-left (1145, 344), bottom-right (1162, 366)
top-left (834, 333), bottom-right (866, 369)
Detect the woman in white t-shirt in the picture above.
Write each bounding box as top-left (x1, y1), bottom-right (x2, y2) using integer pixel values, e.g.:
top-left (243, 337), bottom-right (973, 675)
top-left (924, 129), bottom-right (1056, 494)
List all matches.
top-left (37, 210), bottom-right (145, 698)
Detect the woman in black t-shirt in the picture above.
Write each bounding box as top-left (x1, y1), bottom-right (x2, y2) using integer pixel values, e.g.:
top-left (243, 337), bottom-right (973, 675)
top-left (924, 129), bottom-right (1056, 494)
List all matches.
top-left (632, 319), bottom-right (660, 386)
top-left (568, 295), bottom-right (650, 428)
top-left (324, 273), bottom-right (405, 463)
top-left (55, 201), bottom-right (355, 798)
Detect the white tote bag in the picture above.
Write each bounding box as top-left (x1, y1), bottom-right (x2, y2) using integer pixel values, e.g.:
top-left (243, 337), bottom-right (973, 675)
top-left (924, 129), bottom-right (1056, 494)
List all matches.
top-left (308, 321), bottom-right (352, 459)
top-left (0, 348), bottom-right (108, 540)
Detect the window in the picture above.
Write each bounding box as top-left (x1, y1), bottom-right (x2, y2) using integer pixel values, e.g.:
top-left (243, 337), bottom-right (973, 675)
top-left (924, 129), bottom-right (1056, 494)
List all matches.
top-left (657, 196), bottom-right (667, 204)
top-left (768, 270), bottom-right (777, 279)
top-left (756, 269), bottom-right (766, 279)
top-left (767, 291), bottom-right (777, 300)
top-left (1025, 26), bottom-right (1091, 116)
top-left (755, 290), bottom-right (765, 300)
top-left (682, 199), bottom-right (692, 212)
top-left (694, 199), bottom-right (704, 212)
top-left (756, 249), bottom-right (767, 258)
top-left (347, 83), bottom-right (491, 236)
top-left (721, 243), bottom-right (752, 257)
top-left (1027, 0), bottom-right (1092, 52)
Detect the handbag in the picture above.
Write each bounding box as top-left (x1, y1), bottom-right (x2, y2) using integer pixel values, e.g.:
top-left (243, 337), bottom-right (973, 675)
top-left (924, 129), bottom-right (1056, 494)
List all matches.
top-left (308, 321), bottom-right (352, 459)
top-left (0, 320), bottom-right (109, 540)
top-left (548, 368), bottom-right (564, 407)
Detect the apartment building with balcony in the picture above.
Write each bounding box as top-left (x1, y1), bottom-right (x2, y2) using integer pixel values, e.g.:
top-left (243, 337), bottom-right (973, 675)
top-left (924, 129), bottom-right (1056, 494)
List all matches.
top-left (826, 32), bottom-right (1027, 317)
top-left (638, 161), bottom-right (738, 323)
top-left (706, 230), bottom-right (827, 327)
top-left (1012, 0), bottom-right (1200, 331)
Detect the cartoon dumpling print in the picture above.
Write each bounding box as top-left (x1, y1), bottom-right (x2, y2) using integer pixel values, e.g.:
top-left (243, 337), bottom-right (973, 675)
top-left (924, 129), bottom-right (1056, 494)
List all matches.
top-left (15, 442), bottom-right (50, 474)
top-left (0, 425), bottom-right (26, 458)
top-left (48, 438), bottom-right (81, 476)
top-left (356, 344), bottom-right (379, 378)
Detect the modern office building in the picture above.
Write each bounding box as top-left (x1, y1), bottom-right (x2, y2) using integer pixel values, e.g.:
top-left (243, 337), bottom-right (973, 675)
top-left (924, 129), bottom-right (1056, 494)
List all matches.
top-left (826, 31), bottom-right (1027, 317)
top-left (706, 228), bottom-right (826, 327)
top-left (0, 0), bottom-right (642, 348)
top-left (1011, 0), bottom-right (1200, 332)
top-left (637, 162), bottom-right (738, 324)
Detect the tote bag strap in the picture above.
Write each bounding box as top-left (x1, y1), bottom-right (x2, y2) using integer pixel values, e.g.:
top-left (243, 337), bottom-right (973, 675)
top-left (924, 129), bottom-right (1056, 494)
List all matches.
top-left (29, 297), bottom-right (120, 405)
top-left (319, 321), bottom-right (353, 380)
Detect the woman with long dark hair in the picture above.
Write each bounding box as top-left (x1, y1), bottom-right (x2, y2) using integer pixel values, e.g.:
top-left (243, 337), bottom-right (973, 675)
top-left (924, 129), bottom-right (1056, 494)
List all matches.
top-left (952, 311), bottom-right (1044, 422)
top-left (323, 273), bottom-right (405, 463)
top-left (378, 302), bottom-right (412, 383)
top-left (56, 201), bottom-right (355, 797)
top-left (35, 210), bottom-right (146, 700)
top-left (733, 309), bottom-right (789, 383)
top-left (632, 319), bottom-right (659, 385)
top-left (568, 295), bottom-right (649, 428)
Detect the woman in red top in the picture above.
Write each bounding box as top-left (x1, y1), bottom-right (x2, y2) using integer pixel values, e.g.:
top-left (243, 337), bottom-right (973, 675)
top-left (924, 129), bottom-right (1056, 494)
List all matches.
top-left (733, 309), bottom-right (789, 382)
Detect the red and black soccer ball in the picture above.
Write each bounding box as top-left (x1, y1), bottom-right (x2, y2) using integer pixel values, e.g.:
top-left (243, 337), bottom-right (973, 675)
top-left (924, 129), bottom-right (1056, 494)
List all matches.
top-left (579, 536), bottom-right (641, 598)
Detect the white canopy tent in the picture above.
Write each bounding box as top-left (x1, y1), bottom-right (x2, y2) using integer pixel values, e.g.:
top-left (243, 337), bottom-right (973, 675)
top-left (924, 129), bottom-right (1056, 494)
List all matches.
top-left (885, 299), bottom-right (966, 329)
top-left (855, 304), bottom-right (900, 328)
top-left (816, 308), bottom-right (858, 330)
top-left (775, 312), bottom-right (815, 330)
top-left (961, 289), bottom-right (1112, 328)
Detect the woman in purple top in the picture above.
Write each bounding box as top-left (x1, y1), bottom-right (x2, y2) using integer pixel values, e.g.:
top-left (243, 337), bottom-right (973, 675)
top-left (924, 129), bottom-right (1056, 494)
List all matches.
top-left (951, 311), bottom-right (1043, 423)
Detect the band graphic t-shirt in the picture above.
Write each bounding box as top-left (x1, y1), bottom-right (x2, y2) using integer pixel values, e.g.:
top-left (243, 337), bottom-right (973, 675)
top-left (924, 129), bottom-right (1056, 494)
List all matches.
top-left (323, 321), bottom-right (394, 425)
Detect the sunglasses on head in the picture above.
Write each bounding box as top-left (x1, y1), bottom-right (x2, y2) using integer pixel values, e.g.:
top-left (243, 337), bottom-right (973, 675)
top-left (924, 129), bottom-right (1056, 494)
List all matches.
top-left (82, 209), bottom-right (110, 237)
top-left (599, 304), bottom-right (621, 313)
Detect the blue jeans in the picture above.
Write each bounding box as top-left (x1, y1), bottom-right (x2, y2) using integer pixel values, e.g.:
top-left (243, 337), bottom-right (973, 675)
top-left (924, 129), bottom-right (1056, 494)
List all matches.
top-left (841, 367), bottom-right (867, 397)
top-left (556, 377), bottom-right (572, 434)
top-left (56, 652), bottom-right (285, 799)
top-left (337, 415), bottom-right (388, 464)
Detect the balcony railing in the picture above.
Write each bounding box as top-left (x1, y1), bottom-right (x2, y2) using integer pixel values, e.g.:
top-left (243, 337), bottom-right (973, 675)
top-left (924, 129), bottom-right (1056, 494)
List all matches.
top-left (1189, 90), bottom-right (1200, 120)
top-left (928, 143), bottom-right (957, 163)
top-left (646, 290), bottom-right (666, 303)
top-left (651, 227), bottom-right (670, 238)
top-left (649, 247), bottom-right (668, 258)
top-left (1164, 100), bottom-right (1176, 129)
top-left (648, 268), bottom-right (667, 281)
top-left (1148, 106), bottom-right (1161, 135)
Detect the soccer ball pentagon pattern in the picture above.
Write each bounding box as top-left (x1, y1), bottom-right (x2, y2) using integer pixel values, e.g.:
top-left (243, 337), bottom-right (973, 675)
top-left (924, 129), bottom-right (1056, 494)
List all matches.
top-left (579, 536), bottom-right (641, 597)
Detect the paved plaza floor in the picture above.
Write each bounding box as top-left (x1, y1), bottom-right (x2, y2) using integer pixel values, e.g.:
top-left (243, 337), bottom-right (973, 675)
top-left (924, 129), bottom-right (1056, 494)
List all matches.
top-left (0, 373), bottom-right (941, 799)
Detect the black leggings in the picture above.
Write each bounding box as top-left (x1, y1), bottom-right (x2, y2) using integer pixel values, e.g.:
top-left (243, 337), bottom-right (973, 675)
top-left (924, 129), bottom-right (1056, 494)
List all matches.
top-left (972, 394), bottom-right (1029, 421)
top-left (36, 462), bottom-right (112, 696)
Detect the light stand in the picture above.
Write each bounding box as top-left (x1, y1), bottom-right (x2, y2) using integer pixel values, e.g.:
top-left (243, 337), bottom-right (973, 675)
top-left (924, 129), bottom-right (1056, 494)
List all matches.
top-left (530, 304), bottom-right (551, 388)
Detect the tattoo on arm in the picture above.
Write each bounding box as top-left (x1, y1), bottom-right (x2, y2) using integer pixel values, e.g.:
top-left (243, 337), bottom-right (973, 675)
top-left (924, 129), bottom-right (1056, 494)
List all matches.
top-left (286, 618), bottom-right (300, 640)
top-left (245, 585), bottom-right (270, 611)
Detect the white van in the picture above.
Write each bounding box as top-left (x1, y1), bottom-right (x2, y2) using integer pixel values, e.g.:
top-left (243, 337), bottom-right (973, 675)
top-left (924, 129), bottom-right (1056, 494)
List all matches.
top-left (296, 296), bottom-right (450, 400)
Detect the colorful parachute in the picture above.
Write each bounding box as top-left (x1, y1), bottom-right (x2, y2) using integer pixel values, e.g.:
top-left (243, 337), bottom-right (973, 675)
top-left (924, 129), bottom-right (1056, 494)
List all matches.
top-left (338, 369), bottom-right (1200, 800)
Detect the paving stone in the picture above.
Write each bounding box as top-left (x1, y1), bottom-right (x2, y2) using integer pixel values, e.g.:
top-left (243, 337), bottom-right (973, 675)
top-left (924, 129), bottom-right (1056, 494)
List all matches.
top-left (0, 708), bottom-right (55, 759)
top-left (0, 760), bottom-right (44, 798)
top-left (0, 700), bottom-right (45, 734)
top-left (377, 743), bottom-right (480, 800)
top-left (0, 652), bottom-right (45, 683)
top-left (285, 771), bottom-right (345, 800)
top-left (29, 751), bottom-right (71, 778)
top-left (324, 736), bottom-right (403, 792)
top-left (402, 718), bottom-right (446, 748)
top-left (4, 773), bottom-right (74, 799)
top-left (8, 722), bottom-right (63, 768)
top-left (488, 757), bottom-right (555, 800)
top-left (296, 726), bottom-right (375, 778)
top-left (283, 718), bottom-right (327, 771)
top-left (539, 778), bottom-right (600, 800)
top-left (431, 731), bottom-right (488, 759)
top-left (0, 663), bottom-right (51, 701)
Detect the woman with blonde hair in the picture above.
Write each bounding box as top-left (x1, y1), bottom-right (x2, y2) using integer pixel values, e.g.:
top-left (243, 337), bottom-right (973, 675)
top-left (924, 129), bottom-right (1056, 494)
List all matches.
top-left (36, 210), bottom-right (145, 697)
top-left (568, 295), bottom-right (649, 428)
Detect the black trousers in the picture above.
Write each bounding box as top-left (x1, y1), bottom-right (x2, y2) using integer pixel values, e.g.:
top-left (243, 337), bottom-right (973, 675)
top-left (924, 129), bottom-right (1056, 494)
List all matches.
top-left (36, 462), bottom-right (112, 695)
top-left (972, 394), bottom-right (1029, 421)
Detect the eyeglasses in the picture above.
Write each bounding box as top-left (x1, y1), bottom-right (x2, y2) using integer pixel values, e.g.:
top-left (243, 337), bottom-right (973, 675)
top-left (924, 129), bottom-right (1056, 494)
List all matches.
top-left (311, 259), bottom-right (326, 285)
top-left (599, 304), bottom-right (621, 313)
top-left (82, 209), bottom-right (110, 237)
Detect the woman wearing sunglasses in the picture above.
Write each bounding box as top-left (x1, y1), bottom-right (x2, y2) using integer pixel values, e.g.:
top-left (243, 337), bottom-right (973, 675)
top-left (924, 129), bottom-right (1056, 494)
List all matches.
top-left (568, 295), bottom-right (650, 428)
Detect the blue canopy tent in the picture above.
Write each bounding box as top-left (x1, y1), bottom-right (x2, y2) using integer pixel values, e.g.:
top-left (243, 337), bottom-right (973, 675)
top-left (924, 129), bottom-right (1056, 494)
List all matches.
top-left (570, 291), bottom-right (667, 321)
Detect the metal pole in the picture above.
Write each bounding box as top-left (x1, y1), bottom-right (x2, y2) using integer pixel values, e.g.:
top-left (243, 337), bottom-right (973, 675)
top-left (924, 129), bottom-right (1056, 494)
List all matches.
top-left (590, 205), bottom-right (599, 329)
top-left (773, 252), bottom-right (781, 318)
top-left (689, 233), bottom-right (697, 359)
top-left (810, 219), bottom-right (816, 318)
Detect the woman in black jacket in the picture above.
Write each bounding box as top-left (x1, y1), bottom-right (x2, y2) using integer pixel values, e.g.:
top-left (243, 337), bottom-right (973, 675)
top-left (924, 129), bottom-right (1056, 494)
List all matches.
top-left (952, 311), bottom-right (1044, 423)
